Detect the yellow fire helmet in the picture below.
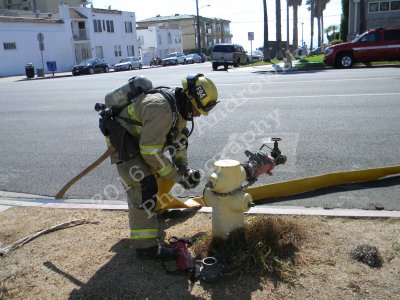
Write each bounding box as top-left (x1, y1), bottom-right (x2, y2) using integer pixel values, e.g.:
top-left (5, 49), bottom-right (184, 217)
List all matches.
top-left (181, 74), bottom-right (219, 115)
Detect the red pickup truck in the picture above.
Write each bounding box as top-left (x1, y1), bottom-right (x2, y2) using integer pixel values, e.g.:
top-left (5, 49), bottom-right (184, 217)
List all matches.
top-left (323, 28), bottom-right (400, 68)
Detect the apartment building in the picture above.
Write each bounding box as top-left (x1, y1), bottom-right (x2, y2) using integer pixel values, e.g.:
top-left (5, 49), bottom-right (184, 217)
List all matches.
top-left (0, 0), bottom-right (87, 13)
top-left (0, 4), bottom-right (139, 76)
top-left (348, 0), bottom-right (400, 39)
top-left (137, 26), bottom-right (183, 66)
top-left (137, 14), bottom-right (232, 53)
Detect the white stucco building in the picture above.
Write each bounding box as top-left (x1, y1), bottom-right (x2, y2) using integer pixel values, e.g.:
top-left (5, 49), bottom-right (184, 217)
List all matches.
top-left (0, 4), bottom-right (139, 77)
top-left (137, 26), bottom-right (183, 66)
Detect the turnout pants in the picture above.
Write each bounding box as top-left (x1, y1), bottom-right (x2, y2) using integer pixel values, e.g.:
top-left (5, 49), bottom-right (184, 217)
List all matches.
top-left (116, 155), bottom-right (159, 249)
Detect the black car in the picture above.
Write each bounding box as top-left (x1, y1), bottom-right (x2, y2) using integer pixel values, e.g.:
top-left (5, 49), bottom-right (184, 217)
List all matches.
top-left (72, 58), bottom-right (110, 75)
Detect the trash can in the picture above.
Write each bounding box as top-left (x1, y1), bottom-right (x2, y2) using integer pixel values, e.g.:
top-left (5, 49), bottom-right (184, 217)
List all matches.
top-left (36, 68), bottom-right (44, 77)
top-left (25, 63), bottom-right (35, 79)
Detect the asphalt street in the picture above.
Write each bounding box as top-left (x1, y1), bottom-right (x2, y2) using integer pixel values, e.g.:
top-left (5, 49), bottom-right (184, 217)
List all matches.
top-left (0, 63), bottom-right (399, 210)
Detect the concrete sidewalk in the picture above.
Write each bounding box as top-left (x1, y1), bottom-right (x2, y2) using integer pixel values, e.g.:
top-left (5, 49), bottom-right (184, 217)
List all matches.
top-left (1, 190), bottom-right (400, 218)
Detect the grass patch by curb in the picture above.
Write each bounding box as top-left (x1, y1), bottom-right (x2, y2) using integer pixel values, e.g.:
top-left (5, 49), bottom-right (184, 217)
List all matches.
top-left (192, 216), bottom-right (306, 281)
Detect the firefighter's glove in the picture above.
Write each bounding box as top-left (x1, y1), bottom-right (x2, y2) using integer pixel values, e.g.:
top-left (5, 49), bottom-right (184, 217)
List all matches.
top-left (179, 169), bottom-right (201, 189)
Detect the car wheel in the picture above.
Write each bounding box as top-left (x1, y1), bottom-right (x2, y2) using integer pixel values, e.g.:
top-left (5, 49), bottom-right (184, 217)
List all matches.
top-left (212, 63), bottom-right (218, 71)
top-left (129, 65), bottom-right (132, 70)
top-left (336, 53), bottom-right (353, 69)
top-left (175, 60), bottom-right (178, 65)
top-left (233, 59), bottom-right (239, 67)
top-left (105, 66), bottom-right (109, 73)
top-left (139, 64), bottom-right (142, 69)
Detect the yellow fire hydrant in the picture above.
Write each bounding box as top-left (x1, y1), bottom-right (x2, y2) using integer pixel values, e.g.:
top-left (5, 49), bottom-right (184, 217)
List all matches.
top-left (203, 159), bottom-right (254, 239)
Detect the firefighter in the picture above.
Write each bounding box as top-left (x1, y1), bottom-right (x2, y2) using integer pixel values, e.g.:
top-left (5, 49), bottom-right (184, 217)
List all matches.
top-left (112, 74), bottom-right (218, 259)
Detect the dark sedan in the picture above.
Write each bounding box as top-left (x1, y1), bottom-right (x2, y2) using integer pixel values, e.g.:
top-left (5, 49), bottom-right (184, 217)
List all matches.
top-left (72, 58), bottom-right (110, 75)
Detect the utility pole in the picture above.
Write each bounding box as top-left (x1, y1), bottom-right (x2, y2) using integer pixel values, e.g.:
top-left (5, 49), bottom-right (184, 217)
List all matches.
top-left (196, 0), bottom-right (201, 53)
top-left (301, 22), bottom-right (304, 46)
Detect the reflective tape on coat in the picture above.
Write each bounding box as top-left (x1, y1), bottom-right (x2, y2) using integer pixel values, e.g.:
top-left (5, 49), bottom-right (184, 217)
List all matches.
top-left (130, 228), bottom-right (158, 240)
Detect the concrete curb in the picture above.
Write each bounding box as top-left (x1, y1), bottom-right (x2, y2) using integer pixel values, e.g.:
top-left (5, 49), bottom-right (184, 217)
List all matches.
top-left (1, 191), bottom-right (399, 218)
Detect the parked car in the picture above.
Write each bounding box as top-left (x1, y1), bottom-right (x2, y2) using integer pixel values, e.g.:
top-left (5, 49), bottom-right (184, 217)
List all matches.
top-left (323, 27), bottom-right (400, 68)
top-left (162, 52), bottom-right (186, 66)
top-left (72, 58), bottom-right (110, 75)
top-left (198, 53), bottom-right (207, 62)
top-left (113, 57), bottom-right (143, 71)
top-left (310, 47), bottom-right (322, 55)
top-left (211, 43), bottom-right (249, 70)
top-left (249, 50), bottom-right (264, 62)
top-left (185, 53), bottom-right (202, 64)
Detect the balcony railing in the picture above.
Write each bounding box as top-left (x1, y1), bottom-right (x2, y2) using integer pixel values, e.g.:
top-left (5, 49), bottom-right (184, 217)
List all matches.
top-left (73, 29), bottom-right (89, 41)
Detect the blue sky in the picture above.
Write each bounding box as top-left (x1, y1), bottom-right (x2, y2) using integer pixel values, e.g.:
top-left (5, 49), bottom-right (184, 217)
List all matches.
top-left (90, 0), bottom-right (342, 51)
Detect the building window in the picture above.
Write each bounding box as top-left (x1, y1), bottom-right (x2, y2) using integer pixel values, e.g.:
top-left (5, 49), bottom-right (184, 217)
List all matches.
top-left (158, 34), bottom-right (162, 44)
top-left (370, 0), bottom-right (400, 12)
top-left (3, 42), bottom-right (16, 50)
top-left (96, 46), bottom-right (104, 58)
top-left (391, 1), bottom-right (400, 10)
top-left (380, 1), bottom-right (390, 10)
top-left (102, 20), bottom-right (105, 31)
top-left (114, 45), bottom-right (122, 57)
top-left (138, 36), bottom-right (144, 45)
top-left (105, 20), bottom-right (114, 32)
top-left (168, 33), bottom-right (172, 44)
top-left (93, 20), bottom-right (102, 32)
top-left (127, 45), bottom-right (134, 56)
top-left (125, 22), bottom-right (133, 33)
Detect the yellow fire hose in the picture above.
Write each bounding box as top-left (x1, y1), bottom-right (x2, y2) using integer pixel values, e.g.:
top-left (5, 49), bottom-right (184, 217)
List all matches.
top-left (158, 165), bottom-right (400, 210)
top-left (55, 148), bottom-right (400, 210)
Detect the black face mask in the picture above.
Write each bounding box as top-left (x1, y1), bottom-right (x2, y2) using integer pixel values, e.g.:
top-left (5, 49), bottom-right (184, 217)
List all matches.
top-left (175, 88), bottom-right (193, 121)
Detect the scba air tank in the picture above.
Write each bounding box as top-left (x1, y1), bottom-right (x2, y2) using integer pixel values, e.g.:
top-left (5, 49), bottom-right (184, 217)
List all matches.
top-left (104, 76), bottom-right (153, 110)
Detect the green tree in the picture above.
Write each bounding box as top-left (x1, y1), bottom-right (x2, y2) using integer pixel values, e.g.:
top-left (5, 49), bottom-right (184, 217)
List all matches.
top-left (288, 0), bottom-right (302, 50)
top-left (275, 0), bottom-right (284, 59)
top-left (307, 0), bottom-right (330, 48)
top-left (324, 24), bottom-right (339, 43)
top-left (263, 0), bottom-right (271, 61)
top-left (340, 0), bottom-right (349, 42)
top-left (310, 0), bottom-right (314, 50)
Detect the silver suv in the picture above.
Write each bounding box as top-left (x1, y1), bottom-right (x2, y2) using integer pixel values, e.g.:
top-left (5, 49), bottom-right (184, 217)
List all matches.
top-left (211, 44), bottom-right (249, 70)
top-left (162, 52), bottom-right (186, 66)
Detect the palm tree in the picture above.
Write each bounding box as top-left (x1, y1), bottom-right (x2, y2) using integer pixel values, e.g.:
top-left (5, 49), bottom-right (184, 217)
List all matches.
top-left (286, 0), bottom-right (290, 51)
top-left (307, 0), bottom-right (330, 48)
top-left (263, 0), bottom-right (271, 61)
top-left (275, 0), bottom-right (283, 59)
top-left (324, 24), bottom-right (339, 43)
top-left (288, 0), bottom-right (302, 51)
top-left (310, 0), bottom-right (314, 50)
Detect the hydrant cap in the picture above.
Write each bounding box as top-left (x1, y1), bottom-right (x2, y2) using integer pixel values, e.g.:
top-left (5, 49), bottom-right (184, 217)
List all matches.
top-left (208, 159), bottom-right (246, 193)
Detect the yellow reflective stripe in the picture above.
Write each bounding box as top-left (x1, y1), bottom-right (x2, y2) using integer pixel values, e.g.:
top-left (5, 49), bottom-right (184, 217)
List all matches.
top-left (127, 104), bottom-right (142, 135)
top-left (105, 136), bottom-right (111, 147)
top-left (157, 163), bottom-right (174, 177)
top-left (140, 144), bottom-right (163, 155)
top-left (130, 228), bottom-right (158, 240)
top-left (175, 150), bottom-right (187, 159)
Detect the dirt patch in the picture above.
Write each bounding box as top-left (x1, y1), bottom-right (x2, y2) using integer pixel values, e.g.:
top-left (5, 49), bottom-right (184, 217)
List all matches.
top-left (1, 207), bottom-right (400, 299)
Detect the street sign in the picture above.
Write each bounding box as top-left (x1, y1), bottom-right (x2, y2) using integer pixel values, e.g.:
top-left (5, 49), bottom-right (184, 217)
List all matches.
top-left (248, 32), bottom-right (254, 41)
top-left (37, 33), bottom-right (44, 42)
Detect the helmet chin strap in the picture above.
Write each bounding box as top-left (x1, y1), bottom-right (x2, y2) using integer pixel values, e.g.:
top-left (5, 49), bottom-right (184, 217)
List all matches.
top-left (175, 88), bottom-right (195, 137)
top-left (175, 88), bottom-right (193, 121)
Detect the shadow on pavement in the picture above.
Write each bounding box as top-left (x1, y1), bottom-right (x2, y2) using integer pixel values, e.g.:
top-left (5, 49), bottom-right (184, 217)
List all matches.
top-left (64, 208), bottom-right (263, 299)
top-left (257, 175), bottom-right (400, 207)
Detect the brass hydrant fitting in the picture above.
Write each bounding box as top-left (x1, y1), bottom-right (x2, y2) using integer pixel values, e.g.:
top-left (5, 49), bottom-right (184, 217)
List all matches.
top-left (203, 159), bottom-right (254, 239)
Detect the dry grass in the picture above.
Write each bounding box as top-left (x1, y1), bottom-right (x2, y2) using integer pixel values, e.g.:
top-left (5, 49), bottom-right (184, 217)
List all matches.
top-left (1, 207), bottom-right (400, 299)
top-left (192, 216), bottom-right (305, 281)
